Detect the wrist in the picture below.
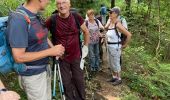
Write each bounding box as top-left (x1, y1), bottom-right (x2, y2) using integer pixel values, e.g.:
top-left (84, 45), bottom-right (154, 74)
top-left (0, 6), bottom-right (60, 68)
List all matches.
top-left (0, 88), bottom-right (7, 94)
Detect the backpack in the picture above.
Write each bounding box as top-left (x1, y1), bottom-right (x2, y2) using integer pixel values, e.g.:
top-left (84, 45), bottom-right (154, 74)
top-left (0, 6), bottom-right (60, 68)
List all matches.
top-left (115, 16), bottom-right (128, 45)
top-left (100, 7), bottom-right (107, 15)
top-left (0, 9), bottom-right (34, 74)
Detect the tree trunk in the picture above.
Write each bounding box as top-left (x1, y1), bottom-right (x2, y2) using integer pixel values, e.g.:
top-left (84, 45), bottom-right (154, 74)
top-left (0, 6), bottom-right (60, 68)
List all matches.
top-left (155, 0), bottom-right (161, 58)
top-left (111, 0), bottom-right (115, 8)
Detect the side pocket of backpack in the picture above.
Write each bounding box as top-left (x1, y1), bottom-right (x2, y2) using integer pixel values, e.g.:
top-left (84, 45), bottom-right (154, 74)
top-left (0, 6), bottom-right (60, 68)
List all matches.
top-left (0, 44), bottom-right (13, 74)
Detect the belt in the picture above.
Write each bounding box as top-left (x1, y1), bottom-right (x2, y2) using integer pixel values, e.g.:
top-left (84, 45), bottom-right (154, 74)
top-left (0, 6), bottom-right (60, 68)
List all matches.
top-left (107, 41), bottom-right (121, 44)
top-left (26, 65), bottom-right (47, 69)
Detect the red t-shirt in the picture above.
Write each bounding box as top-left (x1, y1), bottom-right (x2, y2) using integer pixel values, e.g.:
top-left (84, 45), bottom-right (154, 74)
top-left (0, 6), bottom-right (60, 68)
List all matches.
top-left (46, 13), bottom-right (84, 62)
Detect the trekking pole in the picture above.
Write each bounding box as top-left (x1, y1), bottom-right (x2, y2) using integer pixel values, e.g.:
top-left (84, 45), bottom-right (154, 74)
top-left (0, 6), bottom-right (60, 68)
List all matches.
top-left (56, 59), bottom-right (66, 100)
top-left (52, 58), bottom-right (57, 100)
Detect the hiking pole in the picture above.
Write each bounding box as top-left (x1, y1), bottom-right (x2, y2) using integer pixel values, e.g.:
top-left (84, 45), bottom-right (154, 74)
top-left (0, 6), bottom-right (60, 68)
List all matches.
top-left (56, 59), bottom-right (66, 100)
top-left (52, 58), bottom-right (57, 100)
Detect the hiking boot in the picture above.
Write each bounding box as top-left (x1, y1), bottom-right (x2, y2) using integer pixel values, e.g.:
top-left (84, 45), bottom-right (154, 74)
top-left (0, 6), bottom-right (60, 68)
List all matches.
top-left (107, 78), bottom-right (118, 82)
top-left (112, 79), bottom-right (122, 86)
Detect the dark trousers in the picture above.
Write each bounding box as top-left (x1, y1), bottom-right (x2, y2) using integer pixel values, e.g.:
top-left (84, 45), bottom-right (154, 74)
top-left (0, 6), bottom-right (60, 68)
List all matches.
top-left (99, 37), bottom-right (104, 61)
top-left (59, 59), bottom-right (85, 100)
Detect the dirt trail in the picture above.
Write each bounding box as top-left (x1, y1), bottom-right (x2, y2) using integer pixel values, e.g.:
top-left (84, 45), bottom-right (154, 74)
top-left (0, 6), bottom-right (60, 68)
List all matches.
top-left (86, 45), bottom-right (130, 100)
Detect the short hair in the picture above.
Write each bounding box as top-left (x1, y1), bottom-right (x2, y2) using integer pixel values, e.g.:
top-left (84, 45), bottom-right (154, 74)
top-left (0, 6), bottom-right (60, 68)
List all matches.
top-left (56, 0), bottom-right (70, 3)
top-left (86, 9), bottom-right (95, 17)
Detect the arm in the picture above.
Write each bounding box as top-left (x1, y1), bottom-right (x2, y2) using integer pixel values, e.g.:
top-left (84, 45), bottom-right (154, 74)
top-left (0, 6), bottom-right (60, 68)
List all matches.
top-left (12, 44), bottom-right (64, 63)
top-left (105, 18), bottom-right (111, 30)
top-left (0, 80), bottom-right (20, 100)
top-left (47, 38), bottom-right (54, 48)
top-left (98, 20), bottom-right (104, 30)
top-left (80, 23), bottom-right (89, 46)
top-left (116, 22), bottom-right (132, 48)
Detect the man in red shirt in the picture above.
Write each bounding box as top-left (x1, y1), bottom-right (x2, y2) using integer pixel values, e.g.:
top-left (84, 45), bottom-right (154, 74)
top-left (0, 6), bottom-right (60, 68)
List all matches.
top-left (46, 0), bottom-right (89, 99)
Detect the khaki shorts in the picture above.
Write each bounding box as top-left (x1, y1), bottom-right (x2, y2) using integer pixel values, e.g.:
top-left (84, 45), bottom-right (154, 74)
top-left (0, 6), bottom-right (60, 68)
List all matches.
top-left (18, 65), bottom-right (51, 100)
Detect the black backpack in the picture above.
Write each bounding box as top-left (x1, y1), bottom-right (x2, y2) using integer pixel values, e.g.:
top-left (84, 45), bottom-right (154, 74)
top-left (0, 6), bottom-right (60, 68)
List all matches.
top-left (115, 16), bottom-right (128, 45)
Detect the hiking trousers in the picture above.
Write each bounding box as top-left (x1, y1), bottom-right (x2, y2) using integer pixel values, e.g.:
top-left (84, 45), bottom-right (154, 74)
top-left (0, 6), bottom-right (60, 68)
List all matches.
top-left (59, 58), bottom-right (85, 100)
top-left (19, 65), bottom-right (51, 100)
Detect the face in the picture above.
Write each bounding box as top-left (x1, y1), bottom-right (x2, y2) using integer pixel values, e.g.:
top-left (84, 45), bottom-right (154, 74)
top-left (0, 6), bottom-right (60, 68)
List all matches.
top-left (88, 13), bottom-right (94, 20)
top-left (40, 0), bottom-right (50, 11)
top-left (56, 0), bottom-right (70, 15)
top-left (109, 11), bottom-right (118, 20)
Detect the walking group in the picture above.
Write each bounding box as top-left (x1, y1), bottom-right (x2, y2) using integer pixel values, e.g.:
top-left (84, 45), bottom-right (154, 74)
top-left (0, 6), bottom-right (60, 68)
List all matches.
top-left (0, 0), bottom-right (131, 100)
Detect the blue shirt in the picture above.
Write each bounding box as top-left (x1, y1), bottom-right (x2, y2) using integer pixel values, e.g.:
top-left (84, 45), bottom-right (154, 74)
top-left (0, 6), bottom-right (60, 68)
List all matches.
top-left (6, 6), bottom-right (49, 76)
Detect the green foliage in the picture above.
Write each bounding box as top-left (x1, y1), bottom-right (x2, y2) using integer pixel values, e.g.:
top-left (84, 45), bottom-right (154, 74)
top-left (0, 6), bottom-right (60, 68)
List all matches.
top-left (0, 0), bottom-right (24, 16)
top-left (122, 93), bottom-right (140, 100)
top-left (122, 46), bottom-right (170, 99)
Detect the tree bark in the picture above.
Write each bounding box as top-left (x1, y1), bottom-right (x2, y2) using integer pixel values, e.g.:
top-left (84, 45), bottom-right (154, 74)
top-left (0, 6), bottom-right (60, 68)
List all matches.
top-left (111, 0), bottom-right (115, 8)
top-left (155, 0), bottom-right (161, 58)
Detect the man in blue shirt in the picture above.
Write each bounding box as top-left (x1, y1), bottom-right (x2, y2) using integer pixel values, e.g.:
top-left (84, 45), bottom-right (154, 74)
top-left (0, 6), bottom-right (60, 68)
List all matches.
top-left (100, 4), bottom-right (107, 25)
top-left (6, 0), bottom-right (65, 100)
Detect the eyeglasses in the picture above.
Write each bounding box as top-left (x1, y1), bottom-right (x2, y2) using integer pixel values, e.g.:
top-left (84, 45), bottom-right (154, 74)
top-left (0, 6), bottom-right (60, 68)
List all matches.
top-left (57, 1), bottom-right (67, 6)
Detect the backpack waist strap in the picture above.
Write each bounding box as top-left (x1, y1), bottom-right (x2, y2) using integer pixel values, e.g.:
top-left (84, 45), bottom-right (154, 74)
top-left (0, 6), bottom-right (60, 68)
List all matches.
top-left (26, 65), bottom-right (47, 69)
top-left (107, 41), bottom-right (121, 44)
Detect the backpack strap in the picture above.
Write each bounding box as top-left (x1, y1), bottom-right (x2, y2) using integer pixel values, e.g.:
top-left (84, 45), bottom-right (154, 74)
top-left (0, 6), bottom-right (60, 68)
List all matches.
top-left (94, 19), bottom-right (99, 28)
top-left (72, 12), bottom-right (82, 57)
top-left (115, 22), bottom-right (121, 47)
top-left (15, 9), bottom-right (36, 30)
top-left (85, 20), bottom-right (88, 28)
top-left (49, 14), bottom-right (57, 44)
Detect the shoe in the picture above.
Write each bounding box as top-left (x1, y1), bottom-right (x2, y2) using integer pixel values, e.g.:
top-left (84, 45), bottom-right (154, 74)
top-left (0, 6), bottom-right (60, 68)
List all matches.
top-left (90, 68), bottom-right (96, 72)
top-left (112, 79), bottom-right (122, 86)
top-left (107, 78), bottom-right (118, 82)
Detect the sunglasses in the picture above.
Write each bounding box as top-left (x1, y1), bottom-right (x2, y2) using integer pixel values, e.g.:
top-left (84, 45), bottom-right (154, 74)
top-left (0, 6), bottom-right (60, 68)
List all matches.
top-left (109, 11), bottom-right (112, 14)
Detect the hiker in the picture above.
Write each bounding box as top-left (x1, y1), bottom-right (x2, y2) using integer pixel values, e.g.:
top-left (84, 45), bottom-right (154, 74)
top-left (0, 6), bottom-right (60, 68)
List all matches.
top-left (105, 7), bottom-right (132, 85)
top-left (6, 0), bottom-right (65, 100)
top-left (106, 6), bottom-right (128, 65)
top-left (46, 0), bottom-right (89, 99)
top-left (85, 9), bottom-right (104, 71)
top-left (0, 79), bottom-right (20, 100)
top-left (100, 4), bottom-right (107, 25)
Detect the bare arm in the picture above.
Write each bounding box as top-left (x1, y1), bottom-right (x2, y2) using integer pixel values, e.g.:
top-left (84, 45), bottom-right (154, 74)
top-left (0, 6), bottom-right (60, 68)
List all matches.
top-left (12, 44), bottom-right (65, 63)
top-left (116, 22), bottom-right (132, 48)
top-left (47, 38), bottom-right (54, 48)
top-left (0, 80), bottom-right (20, 100)
top-left (80, 22), bottom-right (89, 46)
top-left (105, 18), bottom-right (111, 29)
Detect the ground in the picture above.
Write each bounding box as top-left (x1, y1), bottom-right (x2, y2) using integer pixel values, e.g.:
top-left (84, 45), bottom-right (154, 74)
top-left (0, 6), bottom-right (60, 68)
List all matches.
top-left (85, 45), bottom-right (131, 100)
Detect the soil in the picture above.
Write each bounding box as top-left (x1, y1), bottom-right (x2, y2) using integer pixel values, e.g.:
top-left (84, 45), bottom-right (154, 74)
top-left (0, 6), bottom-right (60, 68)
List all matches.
top-left (85, 45), bottom-right (130, 100)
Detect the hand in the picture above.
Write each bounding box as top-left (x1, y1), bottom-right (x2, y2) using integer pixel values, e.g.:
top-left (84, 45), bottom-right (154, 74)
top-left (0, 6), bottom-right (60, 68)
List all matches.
top-left (0, 91), bottom-right (20, 100)
top-left (49, 44), bottom-right (65, 57)
top-left (121, 44), bottom-right (127, 49)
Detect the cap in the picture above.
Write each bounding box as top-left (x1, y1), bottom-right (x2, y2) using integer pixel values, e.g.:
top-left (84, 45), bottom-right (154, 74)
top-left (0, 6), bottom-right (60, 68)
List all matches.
top-left (109, 7), bottom-right (120, 15)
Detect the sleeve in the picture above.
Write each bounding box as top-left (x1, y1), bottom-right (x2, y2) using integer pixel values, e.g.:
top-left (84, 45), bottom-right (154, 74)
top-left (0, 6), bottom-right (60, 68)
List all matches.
top-left (76, 13), bottom-right (84, 26)
top-left (7, 13), bottom-right (28, 48)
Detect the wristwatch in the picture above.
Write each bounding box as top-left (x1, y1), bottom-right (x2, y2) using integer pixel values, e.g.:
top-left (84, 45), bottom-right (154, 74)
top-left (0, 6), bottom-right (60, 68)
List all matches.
top-left (0, 88), bottom-right (7, 94)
